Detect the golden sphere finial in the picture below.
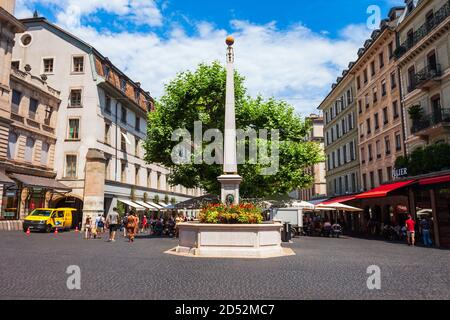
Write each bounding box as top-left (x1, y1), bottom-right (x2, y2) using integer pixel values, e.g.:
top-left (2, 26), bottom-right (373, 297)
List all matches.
top-left (226, 36), bottom-right (235, 46)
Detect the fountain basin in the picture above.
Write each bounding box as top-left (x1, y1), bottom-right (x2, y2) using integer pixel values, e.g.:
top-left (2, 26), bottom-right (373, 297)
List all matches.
top-left (174, 222), bottom-right (293, 258)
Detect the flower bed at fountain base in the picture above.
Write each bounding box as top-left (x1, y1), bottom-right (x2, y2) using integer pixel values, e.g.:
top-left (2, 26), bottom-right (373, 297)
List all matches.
top-left (169, 222), bottom-right (295, 259)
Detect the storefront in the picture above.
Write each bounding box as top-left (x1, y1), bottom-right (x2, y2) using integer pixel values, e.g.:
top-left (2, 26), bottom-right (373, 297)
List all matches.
top-left (0, 173), bottom-right (71, 222)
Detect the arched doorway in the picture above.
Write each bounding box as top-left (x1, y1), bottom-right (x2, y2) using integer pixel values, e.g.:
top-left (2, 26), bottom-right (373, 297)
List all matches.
top-left (53, 196), bottom-right (84, 229)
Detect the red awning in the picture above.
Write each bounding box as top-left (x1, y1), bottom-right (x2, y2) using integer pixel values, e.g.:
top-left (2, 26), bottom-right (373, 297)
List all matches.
top-left (356, 180), bottom-right (415, 199)
top-left (321, 195), bottom-right (356, 205)
top-left (419, 174), bottom-right (450, 186)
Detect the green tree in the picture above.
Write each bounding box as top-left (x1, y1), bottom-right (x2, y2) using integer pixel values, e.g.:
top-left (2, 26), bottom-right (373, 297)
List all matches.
top-left (144, 62), bottom-right (324, 198)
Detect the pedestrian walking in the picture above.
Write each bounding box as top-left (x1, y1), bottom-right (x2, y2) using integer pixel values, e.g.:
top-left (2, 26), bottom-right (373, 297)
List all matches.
top-left (95, 214), bottom-right (105, 237)
top-left (105, 207), bottom-right (120, 242)
top-left (84, 216), bottom-right (93, 240)
top-left (420, 216), bottom-right (433, 247)
top-left (405, 215), bottom-right (416, 246)
top-left (122, 214), bottom-right (128, 237)
top-left (126, 210), bottom-right (139, 242)
top-left (141, 215), bottom-right (148, 233)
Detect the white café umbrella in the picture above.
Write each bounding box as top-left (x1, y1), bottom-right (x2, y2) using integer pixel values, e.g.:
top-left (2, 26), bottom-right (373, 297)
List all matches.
top-left (316, 203), bottom-right (362, 212)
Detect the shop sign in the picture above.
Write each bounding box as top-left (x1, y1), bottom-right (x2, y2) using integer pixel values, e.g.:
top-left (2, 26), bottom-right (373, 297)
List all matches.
top-left (393, 168), bottom-right (408, 179)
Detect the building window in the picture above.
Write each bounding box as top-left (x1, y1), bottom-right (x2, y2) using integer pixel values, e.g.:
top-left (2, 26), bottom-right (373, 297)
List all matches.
top-left (370, 61), bottom-right (376, 77)
top-left (358, 100), bottom-right (362, 114)
top-left (68, 119), bottom-right (80, 140)
top-left (21, 34), bottom-right (32, 46)
top-left (365, 94), bottom-right (370, 109)
top-left (387, 167), bottom-right (393, 182)
top-left (362, 174), bottom-right (367, 191)
top-left (135, 167), bottom-right (140, 185)
top-left (383, 107), bottom-right (389, 125)
top-left (393, 101), bottom-right (399, 119)
top-left (357, 76), bottom-right (361, 90)
top-left (363, 69), bottom-right (368, 84)
top-left (24, 137), bottom-right (35, 163)
top-left (121, 132), bottom-right (127, 152)
top-left (7, 132), bottom-right (17, 160)
top-left (381, 80), bottom-right (387, 97)
top-left (73, 56), bottom-right (84, 73)
top-left (104, 123), bottom-right (111, 145)
top-left (391, 72), bottom-right (397, 89)
top-left (120, 79), bottom-right (127, 93)
top-left (378, 169), bottom-right (384, 185)
top-left (368, 144), bottom-right (373, 162)
top-left (11, 60), bottom-right (20, 69)
top-left (121, 162), bottom-right (127, 183)
top-left (70, 89), bottom-right (82, 107)
top-left (370, 172), bottom-right (375, 189)
top-left (41, 142), bottom-right (49, 166)
top-left (407, 66), bottom-right (416, 92)
top-left (11, 89), bottom-right (22, 113)
top-left (361, 147), bottom-right (365, 164)
top-left (65, 155), bottom-right (77, 178)
top-left (385, 136), bottom-right (391, 155)
top-left (395, 133), bottom-right (402, 151)
top-left (135, 116), bottom-right (140, 132)
top-left (343, 145), bottom-right (348, 163)
top-left (121, 107), bottom-right (127, 123)
top-left (105, 95), bottom-right (111, 114)
top-left (379, 52), bottom-right (384, 68)
top-left (134, 88), bottom-right (140, 103)
top-left (103, 65), bottom-right (111, 80)
top-left (376, 140), bottom-right (381, 159)
top-left (366, 119), bottom-right (371, 135)
top-left (44, 106), bottom-right (52, 126)
top-left (350, 141), bottom-right (355, 161)
top-left (388, 42), bottom-right (394, 59)
top-left (29, 98), bottom-right (38, 120)
top-left (373, 87), bottom-right (378, 103)
top-left (374, 113), bottom-right (379, 130)
top-left (43, 58), bottom-right (54, 73)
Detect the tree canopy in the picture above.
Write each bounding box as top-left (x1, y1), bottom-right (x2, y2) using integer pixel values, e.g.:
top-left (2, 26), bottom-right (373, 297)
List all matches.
top-left (144, 62), bottom-right (324, 198)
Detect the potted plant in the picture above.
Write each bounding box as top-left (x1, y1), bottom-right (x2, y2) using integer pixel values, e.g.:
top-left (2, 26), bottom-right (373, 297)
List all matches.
top-left (408, 105), bottom-right (424, 123)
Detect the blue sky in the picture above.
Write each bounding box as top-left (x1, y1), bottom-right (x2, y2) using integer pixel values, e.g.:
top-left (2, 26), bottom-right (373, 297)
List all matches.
top-left (15, 0), bottom-right (405, 115)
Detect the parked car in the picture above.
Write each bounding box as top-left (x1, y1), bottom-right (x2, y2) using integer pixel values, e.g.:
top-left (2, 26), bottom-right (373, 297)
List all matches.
top-left (23, 208), bottom-right (76, 233)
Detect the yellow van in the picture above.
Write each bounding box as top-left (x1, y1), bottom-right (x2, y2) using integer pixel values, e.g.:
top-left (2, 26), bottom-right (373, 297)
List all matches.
top-left (23, 208), bottom-right (76, 233)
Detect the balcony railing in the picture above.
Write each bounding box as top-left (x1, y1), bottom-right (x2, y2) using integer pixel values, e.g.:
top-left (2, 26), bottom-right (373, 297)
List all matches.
top-left (408, 64), bottom-right (442, 92)
top-left (411, 108), bottom-right (450, 134)
top-left (395, 1), bottom-right (450, 59)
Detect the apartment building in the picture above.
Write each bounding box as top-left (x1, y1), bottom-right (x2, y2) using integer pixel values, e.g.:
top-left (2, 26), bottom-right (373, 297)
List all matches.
top-left (353, 7), bottom-right (405, 191)
top-left (297, 114), bottom-right (326, 201)
top-left (319, 70), bottom-right (360, 197)
top-left (12, 17), bottom-right (199, 223)
top-left (395, 0), bottom-right (450, 152)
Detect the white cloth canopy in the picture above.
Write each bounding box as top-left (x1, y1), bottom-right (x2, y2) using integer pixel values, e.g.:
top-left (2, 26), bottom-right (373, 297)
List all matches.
top-left (134, 201), bottom-right (155, 210)
top-left (118, 199), bottom-right (144, 210)
top-left (289, 201), bottom-right (315, 210)
top-left (316, 203), bottom-right (362, 212)
top-left (145, 202), bottom-right (164, 210)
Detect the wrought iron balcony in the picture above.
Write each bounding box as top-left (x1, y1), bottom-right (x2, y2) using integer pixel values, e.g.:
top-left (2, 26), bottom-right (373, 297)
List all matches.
top-left (395, 1), bottom-right (450, 59)
top-left (411, 108), bottom-right (450, 134)
top-left (408, 64), bottom-right (442, 92)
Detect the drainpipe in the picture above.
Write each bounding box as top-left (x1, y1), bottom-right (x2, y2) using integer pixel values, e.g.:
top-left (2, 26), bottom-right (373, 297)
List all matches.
top-left (115, 101), bottom-right (119, 181)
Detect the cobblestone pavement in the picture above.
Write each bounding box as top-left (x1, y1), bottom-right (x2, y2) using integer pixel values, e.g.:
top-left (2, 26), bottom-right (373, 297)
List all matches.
top-left (0, 231), bottom-right (448, 300)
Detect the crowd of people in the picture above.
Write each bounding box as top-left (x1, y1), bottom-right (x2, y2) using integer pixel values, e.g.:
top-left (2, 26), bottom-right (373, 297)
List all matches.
top-left (83, 208), bottom-right (195, 243)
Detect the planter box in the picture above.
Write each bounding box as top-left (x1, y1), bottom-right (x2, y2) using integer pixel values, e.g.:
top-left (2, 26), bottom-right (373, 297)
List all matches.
top-left (176, 222), bottom-right (288, 258)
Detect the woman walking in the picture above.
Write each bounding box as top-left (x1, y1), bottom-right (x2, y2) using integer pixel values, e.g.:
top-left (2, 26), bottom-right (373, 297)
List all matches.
top-left (126, 210), bottom-right (139, 242)
top-left (84, 216), bottom-right (93, 240)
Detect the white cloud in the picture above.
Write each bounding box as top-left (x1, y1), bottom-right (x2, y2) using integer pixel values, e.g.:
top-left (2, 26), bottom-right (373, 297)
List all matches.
top-left (15, 0), bottom-right (162, 27)
top-left (15, 1), bottom-right (373, 116)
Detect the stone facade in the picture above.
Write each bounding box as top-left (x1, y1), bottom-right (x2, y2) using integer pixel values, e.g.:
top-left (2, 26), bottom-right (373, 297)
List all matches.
top-left (353, 8), bottom-right (405, 191)
top-left (298, 114), bottom-right (326, 200)
top-left (395, 0), bottom-right (450, 152)
top-left (12, 17), bottom-right (200, 224)
top-left (319, 71), bottom-right (360, 197)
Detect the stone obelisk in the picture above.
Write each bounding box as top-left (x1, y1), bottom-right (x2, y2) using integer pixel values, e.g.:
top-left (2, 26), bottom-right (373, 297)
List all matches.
top-left (218, 36), bottom-right (242, 206)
